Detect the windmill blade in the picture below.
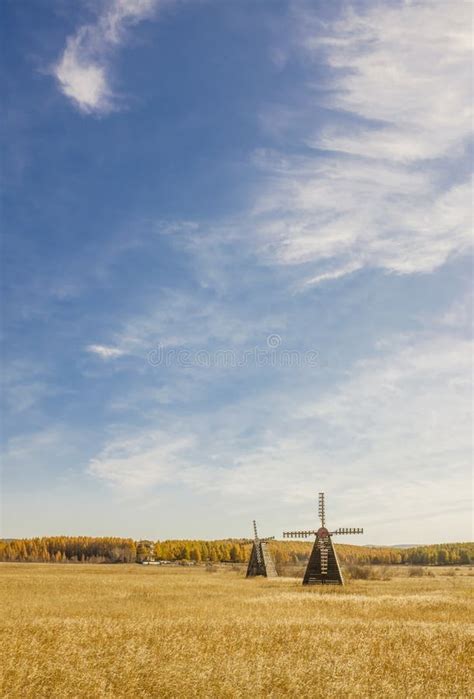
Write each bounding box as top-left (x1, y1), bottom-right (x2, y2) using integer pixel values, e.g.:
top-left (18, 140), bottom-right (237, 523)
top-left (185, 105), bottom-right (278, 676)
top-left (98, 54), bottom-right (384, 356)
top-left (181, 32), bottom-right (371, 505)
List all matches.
top-left (283, 530), bottom-right (316, 539)
top-left (333, 527), bottom-right (364, 535)
top-left (318, 492), bottom-right (326, 528)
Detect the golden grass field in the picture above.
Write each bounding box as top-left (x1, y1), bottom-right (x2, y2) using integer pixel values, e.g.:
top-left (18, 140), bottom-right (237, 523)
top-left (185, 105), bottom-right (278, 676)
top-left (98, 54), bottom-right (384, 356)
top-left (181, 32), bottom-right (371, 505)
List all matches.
top-left (1, 563), bottom-right (473, 698)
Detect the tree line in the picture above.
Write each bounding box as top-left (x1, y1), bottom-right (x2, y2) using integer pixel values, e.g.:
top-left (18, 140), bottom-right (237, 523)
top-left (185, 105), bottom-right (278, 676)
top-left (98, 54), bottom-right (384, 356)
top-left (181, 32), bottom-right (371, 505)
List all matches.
top-left (0, 537), bottom-right (136, 563)
top-left (0, 537), bottom-right (472, 566)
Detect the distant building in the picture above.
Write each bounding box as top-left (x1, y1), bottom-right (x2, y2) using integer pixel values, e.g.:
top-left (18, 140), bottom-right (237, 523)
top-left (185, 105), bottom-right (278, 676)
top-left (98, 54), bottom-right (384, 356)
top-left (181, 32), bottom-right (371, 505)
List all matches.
top-left (136, 540), bottom-right (155, 564)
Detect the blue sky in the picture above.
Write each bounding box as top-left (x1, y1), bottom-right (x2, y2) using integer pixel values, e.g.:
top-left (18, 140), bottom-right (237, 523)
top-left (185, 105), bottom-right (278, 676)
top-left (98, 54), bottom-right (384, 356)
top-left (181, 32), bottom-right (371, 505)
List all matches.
top-left (1, 0), bottom-right (472, 544)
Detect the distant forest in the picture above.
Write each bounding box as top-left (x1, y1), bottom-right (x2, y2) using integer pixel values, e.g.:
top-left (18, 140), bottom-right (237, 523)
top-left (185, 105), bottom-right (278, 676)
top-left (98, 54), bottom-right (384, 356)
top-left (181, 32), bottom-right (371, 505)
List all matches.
top-left (0, 537), bottom-right (473, 566)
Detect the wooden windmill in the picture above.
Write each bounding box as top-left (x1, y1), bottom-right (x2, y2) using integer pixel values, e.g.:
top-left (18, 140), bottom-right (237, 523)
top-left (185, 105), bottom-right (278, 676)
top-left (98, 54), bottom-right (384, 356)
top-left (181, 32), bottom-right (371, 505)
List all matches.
top-left (246, 520), bottom-right (278, 578)
top-left (283, 492), bottom-right (363, 585)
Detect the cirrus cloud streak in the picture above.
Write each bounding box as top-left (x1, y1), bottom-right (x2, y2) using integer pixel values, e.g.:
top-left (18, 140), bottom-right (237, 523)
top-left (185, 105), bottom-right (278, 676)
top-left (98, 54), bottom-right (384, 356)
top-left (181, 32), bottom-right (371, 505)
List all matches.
top-left (255, 0), bottom-right (472, 287)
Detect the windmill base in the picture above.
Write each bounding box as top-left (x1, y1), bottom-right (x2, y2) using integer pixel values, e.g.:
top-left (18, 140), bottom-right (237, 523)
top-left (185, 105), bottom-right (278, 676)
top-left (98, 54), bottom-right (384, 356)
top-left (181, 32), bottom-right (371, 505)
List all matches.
top-left (303, 534), bottom-right (344, 585)
top-left (246, 542), bottom-right (277, 578)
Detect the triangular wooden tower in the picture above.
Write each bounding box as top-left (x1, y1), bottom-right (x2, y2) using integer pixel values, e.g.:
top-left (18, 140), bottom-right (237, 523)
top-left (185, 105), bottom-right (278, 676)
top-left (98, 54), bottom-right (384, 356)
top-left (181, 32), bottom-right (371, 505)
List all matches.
top-left (284, 492), bottom-right (363, 585)
top-left (303, 531), bottom-right (343, 584)
top-left (246, 520), bottom-right (277, 578)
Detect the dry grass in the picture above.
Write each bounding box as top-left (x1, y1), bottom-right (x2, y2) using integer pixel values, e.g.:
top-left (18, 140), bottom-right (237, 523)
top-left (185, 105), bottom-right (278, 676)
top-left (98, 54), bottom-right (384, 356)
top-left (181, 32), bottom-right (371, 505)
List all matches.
top-left (1, 563), bottom-right (473, 698)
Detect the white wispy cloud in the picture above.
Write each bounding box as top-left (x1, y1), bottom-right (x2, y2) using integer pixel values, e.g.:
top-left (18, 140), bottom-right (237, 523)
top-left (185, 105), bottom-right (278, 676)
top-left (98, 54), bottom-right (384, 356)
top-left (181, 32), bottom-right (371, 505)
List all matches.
top-left (0, 359), bottom-right (67, 415)
top-left (86, 287), bottom-right (286, 360)
top-left (86, 326), bottom-right (472, 540)
top-left (312, 1), bottom-right (472, 162)
top-left (53, 0), bottom-right (161, 113)
top-left (88, 430), bottom-right (195, 489)
top-left (86, 344), bottom-right (125, 359)
top-left (2, 427), bottom-right (84, 485)
top-left (254, 0), bottom-right (472, 287)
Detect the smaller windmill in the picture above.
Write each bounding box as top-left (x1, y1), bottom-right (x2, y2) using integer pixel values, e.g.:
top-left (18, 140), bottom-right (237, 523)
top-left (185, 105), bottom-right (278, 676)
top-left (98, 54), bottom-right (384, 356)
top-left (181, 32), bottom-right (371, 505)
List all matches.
top-left (283, 492), bottom-right (363, 585)
top-left (246, 520), bottom-right (278, 578)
